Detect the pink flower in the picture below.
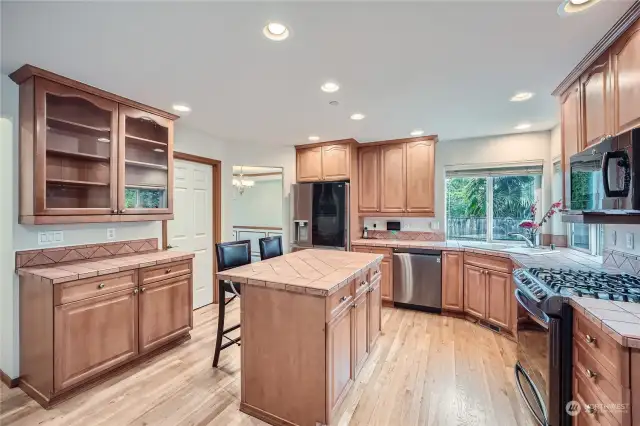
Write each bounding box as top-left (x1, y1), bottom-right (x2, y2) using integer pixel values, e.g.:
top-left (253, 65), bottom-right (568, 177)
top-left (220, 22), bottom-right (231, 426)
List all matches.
top-left (519, 220), bottom-right (537, 229)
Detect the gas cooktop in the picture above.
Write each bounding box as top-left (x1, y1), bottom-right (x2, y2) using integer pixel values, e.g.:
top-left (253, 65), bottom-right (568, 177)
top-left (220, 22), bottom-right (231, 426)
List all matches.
top-left (515, 267), bottom-right (640, 304)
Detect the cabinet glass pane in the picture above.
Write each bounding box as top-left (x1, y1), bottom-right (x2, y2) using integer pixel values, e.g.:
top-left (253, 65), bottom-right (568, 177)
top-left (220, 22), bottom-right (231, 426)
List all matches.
top-left (123, 115), bottom-right (169, 209)
top-left (45, 93), bottom-right (112, 209)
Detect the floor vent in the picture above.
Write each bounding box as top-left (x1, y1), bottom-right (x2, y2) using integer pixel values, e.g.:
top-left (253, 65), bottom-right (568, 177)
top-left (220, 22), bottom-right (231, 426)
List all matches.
top-left (478, 320), bottom-right (500, 333)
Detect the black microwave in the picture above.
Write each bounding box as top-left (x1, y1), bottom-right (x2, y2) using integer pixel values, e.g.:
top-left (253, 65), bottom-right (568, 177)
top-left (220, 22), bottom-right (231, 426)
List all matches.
top-left (566, 127), bottom-right (639, 222)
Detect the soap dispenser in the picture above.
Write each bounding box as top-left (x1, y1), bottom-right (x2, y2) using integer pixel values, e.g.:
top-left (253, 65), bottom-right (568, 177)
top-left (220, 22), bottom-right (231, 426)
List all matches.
top-left (363, 226), bottom-right (368, 239)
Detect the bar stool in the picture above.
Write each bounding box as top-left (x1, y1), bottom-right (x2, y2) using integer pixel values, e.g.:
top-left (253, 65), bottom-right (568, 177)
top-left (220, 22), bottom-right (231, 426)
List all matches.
top-left (259, 235), bottom-right (283, 260)
top-left (212, 240), bottom-right (251, 368)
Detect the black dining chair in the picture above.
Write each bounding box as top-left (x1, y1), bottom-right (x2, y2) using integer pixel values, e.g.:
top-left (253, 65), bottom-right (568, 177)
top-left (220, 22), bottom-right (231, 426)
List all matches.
top-left (259, 236), bottom-right (283, 260)
top-left (212, 240), bottom-right (251, 368)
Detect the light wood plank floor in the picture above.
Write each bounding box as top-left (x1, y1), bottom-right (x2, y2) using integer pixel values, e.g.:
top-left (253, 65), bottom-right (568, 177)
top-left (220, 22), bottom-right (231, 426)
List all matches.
top-left (1, 303), bottom-right (536, 426)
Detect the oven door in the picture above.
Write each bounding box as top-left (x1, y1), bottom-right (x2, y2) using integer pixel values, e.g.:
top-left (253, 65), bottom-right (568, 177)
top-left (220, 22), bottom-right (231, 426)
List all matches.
top-left (515, 289), bottom-right (550, 426)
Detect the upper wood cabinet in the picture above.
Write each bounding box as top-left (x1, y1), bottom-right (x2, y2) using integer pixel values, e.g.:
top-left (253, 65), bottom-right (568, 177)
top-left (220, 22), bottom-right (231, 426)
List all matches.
top-left (560, 83), bottom-right (581, 209)
top-left (10, 65), bottom-right (178, 225)
top-left (358, 146), bottom-right (380, 213)
top-left (611, 19), bottom-right (640, 135)
top-left (580, 53), bottom-right (611, 148)
top-left (356, 137), bottom-right (436, 217)
top-left (295, 140), bottom-right (354, 182)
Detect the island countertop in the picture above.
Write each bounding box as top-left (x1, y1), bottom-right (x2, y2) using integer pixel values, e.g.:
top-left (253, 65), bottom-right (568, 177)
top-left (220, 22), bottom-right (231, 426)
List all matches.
top-left (217, 249), bottom-right (383, 297)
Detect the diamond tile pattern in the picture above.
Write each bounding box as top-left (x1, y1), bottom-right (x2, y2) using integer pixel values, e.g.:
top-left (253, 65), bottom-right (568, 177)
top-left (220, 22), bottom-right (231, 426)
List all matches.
top-left (218, 249), bottom-right (383, 296)
top-left (16, 238), bottom-right (160, 269)
top-left (603, 249), bottom-right (640, 275)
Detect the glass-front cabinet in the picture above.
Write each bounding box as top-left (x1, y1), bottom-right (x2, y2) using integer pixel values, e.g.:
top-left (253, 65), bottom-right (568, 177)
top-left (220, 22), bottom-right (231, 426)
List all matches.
top-left (12, 65), bottom-right (177, 224)
top-left (118, 106), bottom-right (173, 214)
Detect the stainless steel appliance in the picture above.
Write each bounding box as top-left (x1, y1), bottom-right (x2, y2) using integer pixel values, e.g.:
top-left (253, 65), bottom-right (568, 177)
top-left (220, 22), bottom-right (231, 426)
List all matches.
top-left (292, 182), bottom-right (350, 250)
top-left (513, 267), bottom-right (640, 426)
top-left (565, 127), bottom-right (639, 223)
top-left (392, 248), bottom-right (442, 312)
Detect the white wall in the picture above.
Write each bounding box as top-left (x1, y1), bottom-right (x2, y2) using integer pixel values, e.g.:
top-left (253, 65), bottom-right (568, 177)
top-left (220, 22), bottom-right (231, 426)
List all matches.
top-left (605, 225), bottom-right (640, 256)
top-left (231, 179), bottom-right (283, 228)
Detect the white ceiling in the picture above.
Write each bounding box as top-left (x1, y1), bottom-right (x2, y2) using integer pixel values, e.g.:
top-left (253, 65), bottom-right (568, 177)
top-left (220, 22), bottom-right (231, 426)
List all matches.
top-left (1, 1), bottom-right (633, 146)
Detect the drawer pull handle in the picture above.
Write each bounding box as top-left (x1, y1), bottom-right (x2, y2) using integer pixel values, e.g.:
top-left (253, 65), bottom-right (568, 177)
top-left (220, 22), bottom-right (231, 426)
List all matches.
top-left (166, 268), bottom-right (172, 274)
top-left (339, 296), bottom-right (348, 302)
top-left (133, 289), bottom-right (139, 295)
top-left (585, 369), bottom-right (597, 379)
top-left (98, 283), bottom-right (105, 289)
top-left (585, 405), bottom-right (597, 415)
top-left (360, 280), bottom-right (367, 287)
top-left (585, 334), bottom-right (596, 344)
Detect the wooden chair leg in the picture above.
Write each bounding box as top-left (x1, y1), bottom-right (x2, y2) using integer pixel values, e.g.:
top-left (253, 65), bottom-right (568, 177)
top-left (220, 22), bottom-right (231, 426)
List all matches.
top-left (212, 280), bottom-right (226, 368)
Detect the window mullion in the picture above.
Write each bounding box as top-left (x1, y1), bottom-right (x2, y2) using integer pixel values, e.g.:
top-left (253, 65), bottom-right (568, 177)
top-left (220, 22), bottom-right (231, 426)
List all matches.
top-left (487, 176), bottom-right (494, 242)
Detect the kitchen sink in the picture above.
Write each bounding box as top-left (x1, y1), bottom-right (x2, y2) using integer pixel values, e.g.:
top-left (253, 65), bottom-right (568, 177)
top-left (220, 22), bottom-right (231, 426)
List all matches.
top-left (502, 247), bottom-right (560, 255)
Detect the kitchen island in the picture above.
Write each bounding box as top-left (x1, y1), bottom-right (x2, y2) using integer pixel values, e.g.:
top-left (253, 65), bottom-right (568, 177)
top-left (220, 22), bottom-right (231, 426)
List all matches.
top-left (217, 249), bottom-right (383, 426)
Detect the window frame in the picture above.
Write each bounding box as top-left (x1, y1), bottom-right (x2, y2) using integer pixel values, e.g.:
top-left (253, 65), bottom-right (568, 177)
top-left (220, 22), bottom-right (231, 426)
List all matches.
top-left (568, 223), bottom-right (603, 256)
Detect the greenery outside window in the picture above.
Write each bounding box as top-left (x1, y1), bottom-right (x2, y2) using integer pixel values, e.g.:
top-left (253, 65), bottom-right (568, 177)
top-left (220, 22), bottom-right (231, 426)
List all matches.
top-left (125, 188), bottom-right (166, 209)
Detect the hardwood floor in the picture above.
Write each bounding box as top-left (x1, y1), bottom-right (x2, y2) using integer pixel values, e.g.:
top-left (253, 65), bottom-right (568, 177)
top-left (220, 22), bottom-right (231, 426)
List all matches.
top-left (1, 303), bottom-right (535, 426)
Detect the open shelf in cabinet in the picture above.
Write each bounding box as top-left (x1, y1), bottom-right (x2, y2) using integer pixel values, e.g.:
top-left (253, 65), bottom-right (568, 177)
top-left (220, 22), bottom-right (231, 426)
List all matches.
top-left (47, 149), bottom-right (110, 162)
top-left (125, 160), bottom-right (168, 171)
top-left (47, 116), bottom-right (111, 138)
top-left (125, 134), bottom-right (168, 148)
top-left (47, 178), bottom-right (109, 187)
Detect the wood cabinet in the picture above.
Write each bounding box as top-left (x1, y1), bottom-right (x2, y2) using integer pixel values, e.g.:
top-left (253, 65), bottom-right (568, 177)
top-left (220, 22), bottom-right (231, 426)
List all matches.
top-left (352, 291), bottom-right (369, 376)
top-left (442, 251), bottom-right (464, 312)
top-left (580, 54), bottom-right (611, 148)
top-left (10, 65), bottom-right (178, 225)
top-left (358, 146), bottom-right (380, 213)
top-left (327, 295), bottom-right (354, 413)
top-left (357, 137), bottom-right (436, 217)
top-left (561, 83), bottom-right (581, 209)
top-left (486, 270), bottom-right (511, 329)
top-left (463, 264), bottom-right (487, 319)
top-left (295, 140), bottom-right (354, 182)
top-left (380, 144), bottom-right (406, 213)
top-left (611, 19), bottom-right (640, 135)
top-left (369, 247), bottom-right (393, 303)
top-left (18, 257), bottom-right (193, 408)
top-left (368, 276), bottom-right (381, 347)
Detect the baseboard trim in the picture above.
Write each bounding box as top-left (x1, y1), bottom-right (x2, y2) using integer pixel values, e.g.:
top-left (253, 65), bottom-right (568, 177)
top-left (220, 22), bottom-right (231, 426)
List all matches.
top-left (0, 368), bottom-right (20, 388)
top-left (240, 402), bottom-right (299, 426)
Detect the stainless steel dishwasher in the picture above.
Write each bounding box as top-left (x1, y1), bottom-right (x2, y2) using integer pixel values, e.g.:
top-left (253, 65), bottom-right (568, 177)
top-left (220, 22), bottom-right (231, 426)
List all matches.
top-left (393, 248), bottom-right (442, 312)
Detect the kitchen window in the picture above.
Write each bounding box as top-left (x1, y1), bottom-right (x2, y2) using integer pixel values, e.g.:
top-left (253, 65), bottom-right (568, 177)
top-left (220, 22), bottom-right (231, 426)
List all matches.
top-left (569, 223), bottom-right (604, 256)
top-left (445, 164), bottom-right (543, 242)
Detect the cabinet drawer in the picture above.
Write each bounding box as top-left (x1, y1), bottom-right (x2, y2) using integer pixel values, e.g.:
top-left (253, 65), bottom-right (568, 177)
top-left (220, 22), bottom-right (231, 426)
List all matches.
top-left (368, 262), bottom-right (382, 283)
top-left (140, 260), bottom-right (191, 285)
top-left (574, 339), bottom-right (630, 425)
top-left (352, 245), bottom-right (372, 253)
top-left (369, 247), bottom-right (392, 259)
top-left (464, 253), bottom-right (511, 273)
top-left (54, 270), bottom-right (136, 305)
top-left (573, 368), bottom-right (620, 426)
top-left (328, 280), bottom-right (354, 319)
top-left (574, 313), bottom-right (629, 387)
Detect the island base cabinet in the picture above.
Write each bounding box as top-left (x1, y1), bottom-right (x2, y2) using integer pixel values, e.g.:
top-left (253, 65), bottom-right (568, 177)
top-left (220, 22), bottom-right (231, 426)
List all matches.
top-left (352, 291), bottom-right (369, 377)
top-left (368, 277), bottom-right (381, 347)
top-left (138, 275), bottom-right (193, 353)
top-left (327, 304), bottom-right (354, 414)
top-left (53, 288), bottom-right (139, 392)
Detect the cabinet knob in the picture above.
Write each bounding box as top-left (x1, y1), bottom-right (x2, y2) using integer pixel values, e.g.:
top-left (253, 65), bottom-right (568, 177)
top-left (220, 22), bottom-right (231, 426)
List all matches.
top-left (585, 334), bottom-right (596, 344)
top-left (585, 369), bottom-right (597, 379)
top-left (141, 287), bottom-right (146, 293)
top-left (97, 283), bottom-right (105, 289)
top-left (112, 209), bottom-right (117, 214)
top-left (119, 209), bottom-right (126, 213)
top-left (360, 280), bottom-right (367, 287)
top-left (166, 268), bottom-right (172, 274)
top-left (339, 296), bottom-right (348, 302)
top-left (585, 405), bottom-right (597, 415)
top-left (133, 289), bottom-right (139, 295)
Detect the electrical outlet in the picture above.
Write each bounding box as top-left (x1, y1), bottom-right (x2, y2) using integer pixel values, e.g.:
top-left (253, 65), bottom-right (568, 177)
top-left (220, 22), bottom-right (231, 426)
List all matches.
top-left (430, 221), bottom-right (440, 230)
top-left (627, 233), bottom-right (635, 250)
top-left (107, 228), bottom-right (116, 240)
top-left (53, 231), bottom-right (63, 243)
top-left (38, 232), bottom-right (49, 245)
top-left (38, 231), bottom-right (62, 245)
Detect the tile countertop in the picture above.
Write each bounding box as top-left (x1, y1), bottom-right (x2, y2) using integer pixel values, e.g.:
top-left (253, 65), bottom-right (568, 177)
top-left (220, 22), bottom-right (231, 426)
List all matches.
top-left (217, 249), bottom-right (383, 297)
top-left (18, 250), bottom-right (195, 284)
top-left (353, 238), bottom-right (640, 347)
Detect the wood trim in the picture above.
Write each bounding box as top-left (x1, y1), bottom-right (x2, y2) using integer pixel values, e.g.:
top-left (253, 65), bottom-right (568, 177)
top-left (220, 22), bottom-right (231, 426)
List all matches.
top-left (356, 135), bottom-right (438, 148)
top-left (294, 138), bottom-right (358, 149)
top-left (233, 172), bottom-right (282, 178)
top-left (0, 368), bottom-right (19, 388)
top-left (163, 151), bottom-right (222, 304)
top-left (9, 64), bottom-right (179, 120)
top-left (551, 2), bottom-right (640, 96)
top-left (232, 225), bottom-right (283, 231)
top-left (19, 214), bottom-right (173, 225)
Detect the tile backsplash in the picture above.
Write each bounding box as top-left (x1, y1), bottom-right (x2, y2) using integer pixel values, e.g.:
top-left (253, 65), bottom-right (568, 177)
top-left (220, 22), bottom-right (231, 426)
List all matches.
top-left (363, 217), bottom-right (440, 232)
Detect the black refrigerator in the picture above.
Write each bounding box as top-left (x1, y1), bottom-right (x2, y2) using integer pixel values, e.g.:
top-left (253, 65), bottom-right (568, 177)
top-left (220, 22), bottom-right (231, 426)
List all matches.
top-left (291, 182), bottom-right (350, 251)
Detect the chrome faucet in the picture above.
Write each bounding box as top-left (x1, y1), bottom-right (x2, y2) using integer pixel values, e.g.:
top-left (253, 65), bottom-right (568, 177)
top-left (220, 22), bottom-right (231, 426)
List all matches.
top-left (508, 232), bottom-right (535, 248)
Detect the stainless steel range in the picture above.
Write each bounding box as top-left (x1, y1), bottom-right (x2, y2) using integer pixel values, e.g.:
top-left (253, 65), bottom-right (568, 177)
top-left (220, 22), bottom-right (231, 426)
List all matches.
top-left (513, 268), bottom-right (640, 426)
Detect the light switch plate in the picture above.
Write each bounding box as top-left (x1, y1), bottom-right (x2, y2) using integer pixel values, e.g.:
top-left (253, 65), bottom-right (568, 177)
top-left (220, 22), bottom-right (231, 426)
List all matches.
top-left (107, 228), bottom-right (116, 240)
top-left (53, 231), bottom-right (63, 243)
top-left (626, 232), bottom-right (635, 250)
top-left (38, 232), bottom-right (49, 245)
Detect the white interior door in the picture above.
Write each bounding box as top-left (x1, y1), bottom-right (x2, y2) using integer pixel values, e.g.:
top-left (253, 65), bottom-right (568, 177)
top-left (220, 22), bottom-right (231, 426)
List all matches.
top-left (168, 159), bottom-right (214, 309)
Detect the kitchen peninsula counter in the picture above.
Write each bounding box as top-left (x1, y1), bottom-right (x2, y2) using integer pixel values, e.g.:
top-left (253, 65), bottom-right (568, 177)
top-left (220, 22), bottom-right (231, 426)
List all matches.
top-left (217, 249), bottom-right (383, 426)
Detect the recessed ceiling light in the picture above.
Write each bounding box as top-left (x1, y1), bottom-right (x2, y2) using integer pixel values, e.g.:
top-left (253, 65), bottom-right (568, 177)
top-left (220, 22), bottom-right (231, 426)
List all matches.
top-left (558, 0), bottom-right (602, 15)
top-left (514, 123), bottom-right (532, 130)
top-left (263, 22), bottom-right (289, 41)
top-left (308, 135), bottom-right (320, 142)
top-left (510, 92), bottom-right (534, 102)
top-left (153, 148), bottom-right (165, 153)
top-left (410, 129), bottom-right (424, 136)
top-left (172, 104), bottom-right (191, 113)
top-left (321, 82), bottom-right (340, 93)
top-left (97, 137), bottom-right (110, 143)
top-left (350, 113), bottom-right (365, 120)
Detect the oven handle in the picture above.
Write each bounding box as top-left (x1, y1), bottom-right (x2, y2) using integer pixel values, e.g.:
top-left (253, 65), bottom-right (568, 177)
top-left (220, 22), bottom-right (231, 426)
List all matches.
top-left (515, 289), bottom-right (549, 330)
top-left (514, 362), bottom-right (548, 426)
top-left (602, 150), bottom-right (630, 198)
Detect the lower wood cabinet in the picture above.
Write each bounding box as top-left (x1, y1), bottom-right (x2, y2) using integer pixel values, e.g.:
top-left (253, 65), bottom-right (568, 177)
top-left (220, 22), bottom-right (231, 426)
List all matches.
top-left (354, 246), bottom-right (393, 303)
top-left (327, 300), bottom-right (355, 413)
top-left (486, 270), bottom-right (511, 329)
top-left (368, 276), bottom-right (382, 347)
top-left (54, 288), bottom-right (138, 392)
top-left (442, 251), bottom-right (464, 312)
top-left (353, 291), bottom-right (369, 376)
top-left (464, 264), bottom-right (487, 318)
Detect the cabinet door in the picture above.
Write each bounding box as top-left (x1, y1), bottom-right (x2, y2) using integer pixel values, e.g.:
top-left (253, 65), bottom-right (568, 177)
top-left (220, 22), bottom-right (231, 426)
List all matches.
top-left (139, 275), bottom-right (193, 353)
top-left (379, 144), bottom-right (406, 213)
top-left (358, 146), bottom-right (380, 213)
top-left (581, 54), bottom-right (610, 148)
top-left (353, 292), bottom-right (369, 376)
top-left (322, 144), bottom-right (350, 181)
top-left (560, 83), bottom-right (581, 209)
top-left (296, 146), bottom-right (323, 182)
top-left (34, 78), bottom-right (118, 215)
top-left (486, 270), bottom-right (511, 329)
top-left (54, 288), bottom-right (138, 391)
top-left (327, 304), bottom-right (353, 413)
top-left (405, 140), bottom-right (435, 214)
top-left (352, 246), bottom-right (371, 253)
top-left (463, 265), bottom-right (486, 319)
top-left (442, 251), bottom-right (464, 312)
top-left (118, 105), bottom-right (173, 215)
top-left (611, 21), bottom-right (640, 134)
top-left (379, 257), bottom-right (393, 302)
top-left (368, 276), bottom-right (381, 348)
